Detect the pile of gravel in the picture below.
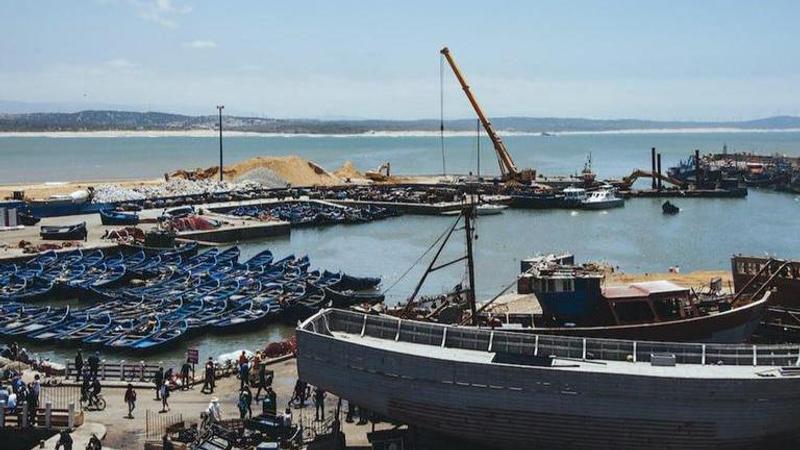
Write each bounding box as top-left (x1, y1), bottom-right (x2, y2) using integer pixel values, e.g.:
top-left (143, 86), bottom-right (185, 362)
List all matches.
top-left (234, 167), bottom-right (289, 188)
top-left (91, 178), bottom-right (269, 203)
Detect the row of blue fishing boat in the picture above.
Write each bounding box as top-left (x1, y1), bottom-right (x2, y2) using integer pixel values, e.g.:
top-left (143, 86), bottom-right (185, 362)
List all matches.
top-left (229, 201), bottom-right (397, 227)
top-left (0, 243), bottom-right (382, 354)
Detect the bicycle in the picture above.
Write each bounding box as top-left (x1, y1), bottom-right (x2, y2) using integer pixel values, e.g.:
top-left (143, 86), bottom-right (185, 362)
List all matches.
top-left (80, 393), bottom-right (107, 411)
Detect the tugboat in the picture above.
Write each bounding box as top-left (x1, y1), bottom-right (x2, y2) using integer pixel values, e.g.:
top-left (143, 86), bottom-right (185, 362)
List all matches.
top-left (662, 200), bottom-right (680, 214)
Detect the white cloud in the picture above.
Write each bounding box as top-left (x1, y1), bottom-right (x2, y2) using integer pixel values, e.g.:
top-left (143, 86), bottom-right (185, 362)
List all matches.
top-left (105, 58), bottom-right (139, 69)
top-left (128, 0), bottom-right (192, 28)
top-left (183, 40), bottom-right (218, 49)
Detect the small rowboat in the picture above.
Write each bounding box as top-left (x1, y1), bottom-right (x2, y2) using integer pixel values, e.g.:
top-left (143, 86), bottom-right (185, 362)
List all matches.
top-left (40, 222), bottom-right (87, 241)
top-left (0, 276), bottom-right (55, 303)
top-left (207, 299), bottom-right (276, 333)
top-left (129, 320), bottom-right (188, 353)
top-left (324, 286), bottom-right (385, 308)
top-left (0, 306), bottom-right (53, 336)
top-left (99, 209), bottom-right (139, 226)
top-left (333, 273), bottom-right (382, 291)
top-left (53, 313), bottom-right (114, 345)
top-left (4, 307), bottom-right (70, 337)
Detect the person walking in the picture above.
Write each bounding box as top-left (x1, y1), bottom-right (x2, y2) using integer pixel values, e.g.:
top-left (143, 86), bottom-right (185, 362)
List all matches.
top-left (180, 359), bottom-right (191, 390)
top-left (239, 359), bottom-right (250, 389)
top-left (26, 383), bottom-right (38, 426)
top-left (159, 382), bottom-right (170, 413)
top-left (201, 358), bottom-right (215, 394)
top-left (124, 383), bottom-right (136, 419)
top-left (207, 397), bottom-right (222, 423)
top-left (32, 375), bottom-right (41, 404)
top-left (154, 367), bottom-right (164, 400)
top-left (55, 429), bottom-right (73, 450)
top-left (313, 387), bottom-right (326, 421)
top-left (255, 362), bottom-right (269, 400)
top-left (87, 351), bottom-right (100, 380)
top-left (237, 389), bottom-right (248, 420)
top-left (74, 350), bottom-right (83, 382)
top-left (243, 386), bottom-right (253, 419)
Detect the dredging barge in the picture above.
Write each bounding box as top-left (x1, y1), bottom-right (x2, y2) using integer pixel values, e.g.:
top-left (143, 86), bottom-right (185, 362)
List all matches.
top-left (298, 308), bottom-right (800, 449)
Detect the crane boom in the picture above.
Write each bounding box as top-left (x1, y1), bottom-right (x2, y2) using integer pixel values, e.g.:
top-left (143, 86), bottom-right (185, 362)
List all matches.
top-left (440, 47), bottom-right (525, 181)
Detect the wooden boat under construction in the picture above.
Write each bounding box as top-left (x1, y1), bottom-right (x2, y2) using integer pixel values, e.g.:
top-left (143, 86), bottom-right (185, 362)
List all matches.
top-left (298, 308), bottom-right (800, 449)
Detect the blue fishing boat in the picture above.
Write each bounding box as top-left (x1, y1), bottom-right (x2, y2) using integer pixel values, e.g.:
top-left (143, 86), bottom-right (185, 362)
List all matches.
top-left (105, 316), bottom-right (162, 349)
top-left (0, 306), bottom-right (53, 335)
top-left (129, 320), bottom-right (188, 353)
top-left (27, 250), bottom-right (59, 268)
top-left (3, 307), bottom-right (70, 337)
top-left (244, 249), bottom-right (274, 270)
top-left (99, 209), bottom-right (139, 226)
top-left (0, 276), bottom-right (55, 302)
top-left (52, 313), bottom-right (114, 345)
top-left (27, 312), bottom-right (91, 342)
top-left (187, 299), bottom-right (229, 331)
top-left (206, 299), bottom-right (274, 333)
top-left (82, 318), bottom-right (141, 347)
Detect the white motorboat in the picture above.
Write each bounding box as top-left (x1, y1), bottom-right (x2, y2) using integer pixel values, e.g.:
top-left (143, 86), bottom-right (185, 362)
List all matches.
top-left (581, 185), bottom-right (624, 209)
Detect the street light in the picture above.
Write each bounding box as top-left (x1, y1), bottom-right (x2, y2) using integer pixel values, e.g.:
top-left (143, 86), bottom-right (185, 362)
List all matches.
top-left (216, 105), bottom-right (224, 181)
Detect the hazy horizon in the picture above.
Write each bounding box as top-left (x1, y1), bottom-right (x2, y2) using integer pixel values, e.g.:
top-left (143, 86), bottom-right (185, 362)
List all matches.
top-left (2, 1), bottom-right (799, 121)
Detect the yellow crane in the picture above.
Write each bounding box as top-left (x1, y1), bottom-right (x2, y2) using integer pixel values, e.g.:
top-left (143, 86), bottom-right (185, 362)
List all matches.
top-left (440, 47), bottom-right (536, 183)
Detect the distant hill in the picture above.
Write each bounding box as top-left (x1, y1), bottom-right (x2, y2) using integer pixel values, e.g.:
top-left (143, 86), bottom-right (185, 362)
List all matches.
top-left (1, 110), bottom-right (800, 134)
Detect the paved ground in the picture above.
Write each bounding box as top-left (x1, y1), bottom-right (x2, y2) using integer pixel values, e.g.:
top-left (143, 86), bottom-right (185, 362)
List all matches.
top-left (76, 357), bottom-right (377, 449)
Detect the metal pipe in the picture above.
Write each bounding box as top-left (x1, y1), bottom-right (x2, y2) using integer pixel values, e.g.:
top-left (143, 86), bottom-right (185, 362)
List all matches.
top-left (657, 153), bottom-right (662, 190)
top-left (217, 105), bottom-right (225, 182)
top-left (651, 147), bottom-right (657, 189)
top-left (695, 149), bottom-right (701, 186)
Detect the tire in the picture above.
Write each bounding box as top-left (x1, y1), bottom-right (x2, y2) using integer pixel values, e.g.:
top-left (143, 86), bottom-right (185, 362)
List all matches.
top-left (96, 397), bottom-right (107, 411)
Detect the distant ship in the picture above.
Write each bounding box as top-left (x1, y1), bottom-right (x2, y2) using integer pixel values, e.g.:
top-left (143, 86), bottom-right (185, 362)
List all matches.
top-left (298, 308), bottom-right (800, 449)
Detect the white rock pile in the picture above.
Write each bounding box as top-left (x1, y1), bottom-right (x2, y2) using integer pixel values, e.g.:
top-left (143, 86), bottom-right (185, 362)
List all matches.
top-left (91, 178), bottom-right (278, 203)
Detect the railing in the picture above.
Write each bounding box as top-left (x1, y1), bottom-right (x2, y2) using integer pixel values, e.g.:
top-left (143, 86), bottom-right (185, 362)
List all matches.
top-left (0, 400), bottom-right (81, 430)
top-left (145, 409), bottom-right (184, 440)
top-left (66, 361), bottom-right (162, 382)
top-left (302, 308), bottom-right (800, 367)
top-left (41, 385), bottom-right (82, 410)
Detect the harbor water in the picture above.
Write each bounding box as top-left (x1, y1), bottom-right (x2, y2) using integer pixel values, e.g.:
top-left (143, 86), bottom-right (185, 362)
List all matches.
top-left (2, 132), bottom-right (800, 365)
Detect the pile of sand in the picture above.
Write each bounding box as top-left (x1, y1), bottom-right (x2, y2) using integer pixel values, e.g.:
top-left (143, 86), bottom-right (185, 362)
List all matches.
top-left (173, 155), bottom-right (343, 186)
top-left (333, 161), bottom-right (364, 180)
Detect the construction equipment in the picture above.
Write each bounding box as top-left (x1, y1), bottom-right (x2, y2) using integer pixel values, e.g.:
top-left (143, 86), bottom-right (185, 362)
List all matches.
top-left (440, 47), bottom-right (535, 183)
top-left (619, 169), bottom-right (688, 190)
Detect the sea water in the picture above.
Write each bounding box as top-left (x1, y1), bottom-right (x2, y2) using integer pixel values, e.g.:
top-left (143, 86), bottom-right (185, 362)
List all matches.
top-left (1, 131), bottom-right (799, 364)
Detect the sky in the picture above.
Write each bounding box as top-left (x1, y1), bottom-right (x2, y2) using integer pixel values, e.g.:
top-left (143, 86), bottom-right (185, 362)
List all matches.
top-left (1, 0), bottom-right (799, 120)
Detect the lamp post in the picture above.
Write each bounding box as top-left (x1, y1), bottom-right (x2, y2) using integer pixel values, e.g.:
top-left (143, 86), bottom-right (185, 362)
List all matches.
top-left (216, 105), bottom-right (224, 181)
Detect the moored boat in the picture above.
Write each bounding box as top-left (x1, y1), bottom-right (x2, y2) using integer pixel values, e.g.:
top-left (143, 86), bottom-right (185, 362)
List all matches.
top-left (99, 209), bottom-right (139, 226)
top-left (581, 185), bottom-right (624, 209)
top-left (40, 222), bottom-right (88, 241)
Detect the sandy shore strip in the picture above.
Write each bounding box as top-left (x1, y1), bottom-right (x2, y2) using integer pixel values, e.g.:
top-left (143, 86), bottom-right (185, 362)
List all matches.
top-left (2, 127), bottom-right (800, 139)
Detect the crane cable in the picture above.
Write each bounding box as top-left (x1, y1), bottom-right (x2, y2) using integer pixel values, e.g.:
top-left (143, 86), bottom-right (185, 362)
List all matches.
top-left (440, 52), bottom-right (446, 176)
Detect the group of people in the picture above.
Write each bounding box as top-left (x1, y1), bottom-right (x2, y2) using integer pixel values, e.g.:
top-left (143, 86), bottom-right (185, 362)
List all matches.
top-left (0, 373), bottom-right (42, 425)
